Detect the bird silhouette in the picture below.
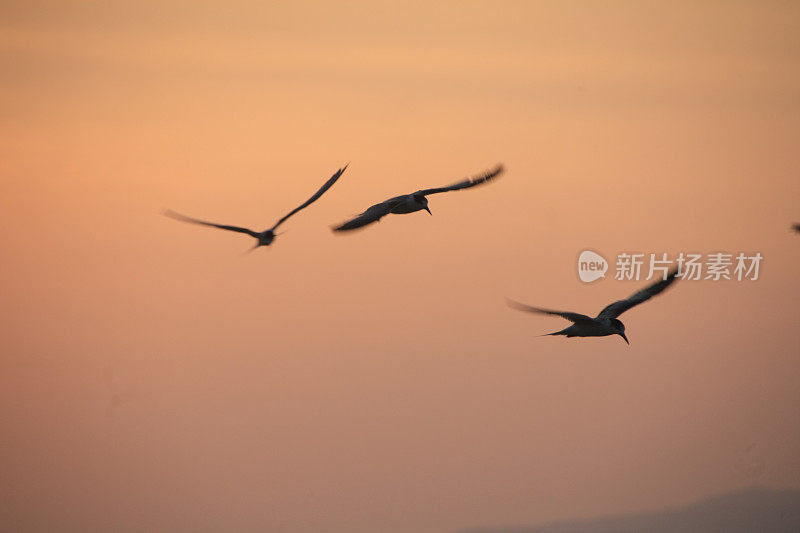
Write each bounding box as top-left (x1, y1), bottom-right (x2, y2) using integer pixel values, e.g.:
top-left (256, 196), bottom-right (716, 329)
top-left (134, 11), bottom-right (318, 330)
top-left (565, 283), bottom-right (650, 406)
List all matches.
top-left (507, 268), bottom-right (680, 344)
top-left (165, 164), bottom-right (347, 251)
top-left (332, 164), bottom-right (503, 231)
top-left (792, 223), bottom-right (800, 233)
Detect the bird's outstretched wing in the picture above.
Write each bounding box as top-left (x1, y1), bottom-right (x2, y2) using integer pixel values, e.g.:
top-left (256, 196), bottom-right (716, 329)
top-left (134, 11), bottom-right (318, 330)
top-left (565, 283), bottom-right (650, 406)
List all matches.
top-left (506, 299), bottom-right (593, 323)
top-left (332, 196), bottom-right (407, 231)
top-left (414, 164), bottom-right (504, 196)
top-left (163, 210), bottom-right (259, 237)
top-left (271, 164), bottom-right (348, 231)
top-left (596, 269), bottom-right (680, 319)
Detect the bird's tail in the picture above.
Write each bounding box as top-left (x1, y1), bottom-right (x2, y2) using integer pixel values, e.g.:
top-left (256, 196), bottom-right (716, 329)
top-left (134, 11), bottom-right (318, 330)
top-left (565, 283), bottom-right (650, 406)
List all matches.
top-left (538, 328), bottom-right (569, 337)
top-left (242, 242), bottom-right (261, 255)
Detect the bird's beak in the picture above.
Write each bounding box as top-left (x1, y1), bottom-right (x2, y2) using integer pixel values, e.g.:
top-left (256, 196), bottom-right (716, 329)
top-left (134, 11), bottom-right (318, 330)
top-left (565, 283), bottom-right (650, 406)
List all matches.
top-left (620, 333), bottom-right (629, 345)
top-left (424, 206), bottom-right (432, 216)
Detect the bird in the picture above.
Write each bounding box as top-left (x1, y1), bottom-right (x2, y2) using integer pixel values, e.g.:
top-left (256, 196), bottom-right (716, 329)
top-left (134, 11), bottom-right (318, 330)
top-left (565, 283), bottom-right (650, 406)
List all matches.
top-left (507, 269), bottom-right (680, 344)
top-left (164, 164), bottom-right (348, 251)
top-left (332, 164), bottom-right (503, 231)
top-left (792, 223), bottom-right (800, 233)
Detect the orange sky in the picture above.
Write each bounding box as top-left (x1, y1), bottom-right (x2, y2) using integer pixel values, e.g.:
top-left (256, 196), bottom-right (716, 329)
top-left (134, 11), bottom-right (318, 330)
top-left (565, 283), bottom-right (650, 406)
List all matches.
top-left (2, 1), bottom-right (799, 531)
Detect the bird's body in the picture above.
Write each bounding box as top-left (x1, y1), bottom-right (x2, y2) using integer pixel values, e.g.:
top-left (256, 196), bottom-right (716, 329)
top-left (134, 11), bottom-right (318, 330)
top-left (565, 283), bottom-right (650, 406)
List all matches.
top-left (508, 269), bottom-right (680, 344)
top-left (165, 164), bottom-right (347, 250)
top-left (549, 318), bottom-right (623, 338)
top-left (254, 230), bottom-right (276, 247)
top-left (333, 164), bottom-right (503, 231)
top-left (386, 195), bottom-right (429, 214)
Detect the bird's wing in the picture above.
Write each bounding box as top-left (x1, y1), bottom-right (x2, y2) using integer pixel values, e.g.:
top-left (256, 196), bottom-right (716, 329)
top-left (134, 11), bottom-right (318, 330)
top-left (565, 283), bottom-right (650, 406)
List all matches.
top-left (506, 299), bottom-right (593, 323)
top-left (332, 196), bottom-right (406, 231)
top-left (597, 268), bottom-right (680, 318)
top-left (271, 164), bottom-right (348, 230)
top-left (414, 164), bottom-right (504, 196)
top-left (163, 210), bottom-right (259, 237)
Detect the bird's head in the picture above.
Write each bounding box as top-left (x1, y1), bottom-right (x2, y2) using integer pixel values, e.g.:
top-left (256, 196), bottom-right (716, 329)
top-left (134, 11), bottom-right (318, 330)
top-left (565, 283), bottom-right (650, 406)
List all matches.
top-left (413, 194), bottom-right (432, 215)
top-left (609, 318), bottom-right (629, 344)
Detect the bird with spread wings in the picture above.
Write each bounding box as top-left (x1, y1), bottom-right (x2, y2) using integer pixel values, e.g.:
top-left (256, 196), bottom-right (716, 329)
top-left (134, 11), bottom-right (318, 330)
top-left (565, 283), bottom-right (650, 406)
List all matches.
top-left (507, 269), bottom-right (681, 344)
top-left (165, 164), bottom-right (348, 251)
top-left (333, 164), bottom-right (503, 232)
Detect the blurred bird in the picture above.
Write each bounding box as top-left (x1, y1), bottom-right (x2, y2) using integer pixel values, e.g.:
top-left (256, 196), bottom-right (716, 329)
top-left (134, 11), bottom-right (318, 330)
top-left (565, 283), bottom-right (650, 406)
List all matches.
top-left (792, 223), bottom-right (800, 233)
top-left (332, 164), bottom-right (503, 231)
top-left (507, 269), bottom-right (681, 344)
top-left (164, 164), bottom-right (348, 251)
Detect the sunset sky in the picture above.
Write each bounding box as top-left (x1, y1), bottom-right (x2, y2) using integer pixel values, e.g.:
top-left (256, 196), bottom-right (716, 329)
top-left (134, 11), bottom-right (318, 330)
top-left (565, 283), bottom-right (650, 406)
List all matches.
top-left (2, 1), bottom-right (799, 531)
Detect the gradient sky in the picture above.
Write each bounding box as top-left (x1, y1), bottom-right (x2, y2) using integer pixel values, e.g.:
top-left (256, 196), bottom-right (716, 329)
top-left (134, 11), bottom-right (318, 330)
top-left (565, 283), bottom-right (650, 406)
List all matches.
top-left (2, 1), bottom-right (799, 532)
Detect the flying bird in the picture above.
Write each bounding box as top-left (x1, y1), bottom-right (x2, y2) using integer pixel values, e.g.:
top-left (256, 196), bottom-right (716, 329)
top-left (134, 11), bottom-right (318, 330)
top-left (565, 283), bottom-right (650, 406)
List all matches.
top-left (332, 164), bottom-right (503, 231)
top-left (792, 223), bottom-right (800, 233)
top-left (164, 164), bottom-right (348, 250)
top-left (507, 269), bottom-right (680, 344)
